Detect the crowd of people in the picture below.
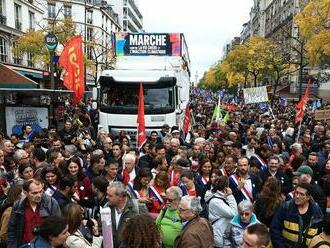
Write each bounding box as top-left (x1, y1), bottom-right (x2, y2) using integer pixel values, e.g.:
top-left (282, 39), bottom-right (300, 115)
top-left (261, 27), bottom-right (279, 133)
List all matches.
top-left (0, 88), bottom-right (329, 248)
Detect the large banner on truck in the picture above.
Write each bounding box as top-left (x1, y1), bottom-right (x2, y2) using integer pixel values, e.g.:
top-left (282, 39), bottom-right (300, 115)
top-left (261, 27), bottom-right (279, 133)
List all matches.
top-left (243, 86), bottom-right (269, 104)
top-left (114, 32), bottom-right (182, 56)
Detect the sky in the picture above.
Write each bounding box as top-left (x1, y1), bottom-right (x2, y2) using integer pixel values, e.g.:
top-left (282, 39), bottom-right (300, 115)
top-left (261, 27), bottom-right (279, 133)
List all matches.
top-left (138, 0), bottom-right (254, 83)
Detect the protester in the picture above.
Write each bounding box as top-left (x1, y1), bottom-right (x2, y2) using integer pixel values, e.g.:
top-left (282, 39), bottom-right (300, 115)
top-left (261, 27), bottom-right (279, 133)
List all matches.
top-left (120, 214), bottom-right (162, 248)
top-left (24, 216), bottom-right (69, 248)
top-left (207, 175), bottom-right (238, 248)
top-left (271, 183), bottom-right (324, 247)
top-left (7, 179), bottom-right (61, 247)
top-left (224, 200), bottom-right (259, 247)
top-left (156, 186), bottom-right (182, 248)
top-left (174, 195), bottom-right (213, 248)
top-left (241, 223), bottom-right (271, 248)
top-left (63, 203), bottom-right (102, 248)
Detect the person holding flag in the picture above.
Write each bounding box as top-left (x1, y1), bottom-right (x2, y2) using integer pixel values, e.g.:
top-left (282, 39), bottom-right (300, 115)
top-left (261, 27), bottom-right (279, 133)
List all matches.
top-left (295, 80), bottom-right (311, 140)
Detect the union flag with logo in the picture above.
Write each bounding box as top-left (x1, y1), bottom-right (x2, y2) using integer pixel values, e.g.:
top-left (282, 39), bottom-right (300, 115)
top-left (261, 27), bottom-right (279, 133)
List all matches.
top-left (59, 35), bottom-right (85, 104)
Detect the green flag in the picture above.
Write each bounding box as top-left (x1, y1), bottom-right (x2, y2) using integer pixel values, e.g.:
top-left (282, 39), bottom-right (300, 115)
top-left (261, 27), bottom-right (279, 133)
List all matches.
top-left (223, 112), bottom-right (230, 123)
top-left (211, 96), bottom-right (222, 122)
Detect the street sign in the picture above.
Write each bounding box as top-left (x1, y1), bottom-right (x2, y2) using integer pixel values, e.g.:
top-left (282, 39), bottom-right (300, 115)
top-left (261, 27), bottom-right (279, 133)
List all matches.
top-left (44, 33), bottom-right (58, 51)
top-left (315, 109), bottom-right (330, 120)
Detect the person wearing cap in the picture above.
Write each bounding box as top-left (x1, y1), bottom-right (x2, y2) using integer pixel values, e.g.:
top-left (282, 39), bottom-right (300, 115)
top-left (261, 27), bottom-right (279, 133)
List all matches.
top-left (223, 141), bottom-right (234, 155)
top-left (293, 165), bottom-right (326, 214)
top-left (171, 130), bottom-right (184, 146)
top-left (271, 182), bottom-right (324, 248)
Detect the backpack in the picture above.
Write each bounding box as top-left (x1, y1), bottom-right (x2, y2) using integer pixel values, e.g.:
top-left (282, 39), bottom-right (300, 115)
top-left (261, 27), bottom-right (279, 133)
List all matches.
top-left (200, 195), bottom-right (229, 224)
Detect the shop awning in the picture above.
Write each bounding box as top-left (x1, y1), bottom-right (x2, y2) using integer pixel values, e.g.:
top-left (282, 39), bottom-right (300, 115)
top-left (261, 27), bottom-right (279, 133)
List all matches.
top-left (0, 63), bottom-right (39, 89)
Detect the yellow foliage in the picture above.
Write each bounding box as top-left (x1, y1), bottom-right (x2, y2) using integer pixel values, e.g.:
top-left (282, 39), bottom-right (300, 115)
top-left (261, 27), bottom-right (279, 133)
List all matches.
top-left (295, 0), bottom-right (330, 64)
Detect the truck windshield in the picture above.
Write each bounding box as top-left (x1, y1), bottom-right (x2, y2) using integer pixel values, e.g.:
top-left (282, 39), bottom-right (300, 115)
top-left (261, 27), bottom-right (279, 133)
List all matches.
top-left (100, 85), bottom-right (175, 114)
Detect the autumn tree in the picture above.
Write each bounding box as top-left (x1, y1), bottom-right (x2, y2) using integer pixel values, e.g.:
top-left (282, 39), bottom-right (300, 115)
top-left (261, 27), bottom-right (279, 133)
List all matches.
top-left (15, 18), bottom-right (77, 66)
top-left (295, 0), bottom-right (330, 65)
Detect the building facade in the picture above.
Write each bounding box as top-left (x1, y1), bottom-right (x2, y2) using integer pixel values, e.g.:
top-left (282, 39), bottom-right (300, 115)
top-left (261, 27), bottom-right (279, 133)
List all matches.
top-left (112, 0), bottom-right (143, 32)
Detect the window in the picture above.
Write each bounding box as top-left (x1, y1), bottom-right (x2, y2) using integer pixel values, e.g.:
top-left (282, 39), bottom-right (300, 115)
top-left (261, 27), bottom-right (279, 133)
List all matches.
top-left (27, 52), bottom-right (34, 67)
top-left (0, 0), bottom-right (5, 18)
top-left (86, 27), bottom-right (93, 41)
top-left (87, 46), bottom-right (93, 60)
top-left (48, 3), bottom-right (56, 19)
top-left (0, 37), bottom-right (7, 62)
top-left (29, 11), bottom-right (35, 30)
top-left (12, 41), bottom-right (22, 65)
top-left (64, 5), bottom-right (71, 18)
top-left (14, 4), bottom-right (22, 31)
top-left (86, 10), bottom-right (93, 24)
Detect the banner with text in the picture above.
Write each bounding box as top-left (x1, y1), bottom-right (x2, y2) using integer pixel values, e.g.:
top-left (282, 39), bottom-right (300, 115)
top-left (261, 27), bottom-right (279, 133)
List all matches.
top-left (243, 86), bottom-right (269, 104)
top-left (315, 109), bottom-right (330, 120)
top-left (114, 32), bottom-right (182, 56)
top-left (5, 107), bottom-right (48, 136)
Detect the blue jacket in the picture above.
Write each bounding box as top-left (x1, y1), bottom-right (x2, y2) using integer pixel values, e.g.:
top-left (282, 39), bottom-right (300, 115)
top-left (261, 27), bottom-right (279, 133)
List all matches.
top-left (20, 236), bottom-right (52, 248)
top-left (7, 194), bottom-right (61, 248)
top-left (270, 199), bottom-right (324, 248)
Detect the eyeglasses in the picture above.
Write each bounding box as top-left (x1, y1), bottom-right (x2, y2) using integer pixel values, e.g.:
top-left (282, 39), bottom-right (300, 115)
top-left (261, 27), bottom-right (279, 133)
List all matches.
top-left (167, 198), bottom-right (176, 203)
top-left (178, 207), bottom-right (190, 212)
top-left (295, 191), bottom-right (307, 197)
top-left (239, 212), bottom-right (251, 217)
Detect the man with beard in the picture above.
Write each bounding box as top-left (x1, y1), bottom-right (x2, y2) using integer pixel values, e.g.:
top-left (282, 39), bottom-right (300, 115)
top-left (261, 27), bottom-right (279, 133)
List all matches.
top-left (52, 176), bottom-right (78, 210)
top-left (228, 157), bottom-right (261, 204)
top-left (259, 156), bottom-right (291, 195)
top-left (7, 179), bottom-right (61, 247)
top-left (293, 165), bottom-right (326, 214)
top-left (271, 183), bottom-right (323, 247)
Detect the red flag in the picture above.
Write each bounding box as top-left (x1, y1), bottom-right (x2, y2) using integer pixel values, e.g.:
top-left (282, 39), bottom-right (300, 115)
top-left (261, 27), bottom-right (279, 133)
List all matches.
top-left (137, 82), bottom-right (146, 148)
top-left (295, 79), bottom-right (311, 124)
top-left (59, 36), bottom-right (85, 104)
top-left (182, 104), bottom-right (191, 133)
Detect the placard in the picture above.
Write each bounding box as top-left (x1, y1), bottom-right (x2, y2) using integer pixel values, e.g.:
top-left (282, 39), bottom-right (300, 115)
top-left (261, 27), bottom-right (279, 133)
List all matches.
top-left (243, 86), bottom-right (269, 104)
top-left (314, 109), bottom-right (330, 120)
top-left (5, 107), bottom-right (48, 135)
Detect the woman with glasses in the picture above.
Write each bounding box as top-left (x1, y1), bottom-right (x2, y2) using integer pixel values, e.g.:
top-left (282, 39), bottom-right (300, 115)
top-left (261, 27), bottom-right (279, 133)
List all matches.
top-left (224, 200), bottom-right (259, 248)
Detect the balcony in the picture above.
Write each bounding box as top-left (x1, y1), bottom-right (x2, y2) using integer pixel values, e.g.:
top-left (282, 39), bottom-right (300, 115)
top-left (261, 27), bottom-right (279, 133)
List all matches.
top-left (0, 15), bottom-right (6, 25)
top-left (15, 20), bottom-right (22, 31)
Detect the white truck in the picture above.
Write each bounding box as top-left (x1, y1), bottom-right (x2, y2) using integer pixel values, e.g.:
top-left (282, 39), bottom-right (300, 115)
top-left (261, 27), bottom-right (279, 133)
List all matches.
top-left (97, 32), bottom-right (191, 139)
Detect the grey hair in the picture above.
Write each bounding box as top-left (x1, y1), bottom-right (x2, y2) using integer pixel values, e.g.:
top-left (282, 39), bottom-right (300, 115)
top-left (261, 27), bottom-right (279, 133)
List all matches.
top-left (109, 182), bottom-right (128, 197)
top-left (64, 145), bottom-right (77, 155)
top-left (181, 195), bottom-right (203, 214)
top-left (290, 143), bottom-right (302, 152)
top-left (170, 138), bottom-right (180, 146)
top-left (238, 200), bottom-right (254, 213)
top-left (122, 153), bottom-right (136, 163)
top-left (171, 155), bottom-right (182, 165)
top-left (13, 149), bottom-right (27, 162)
top-left (166, 186), bottom-right (183, 199)
top-left (92, 149), bottom-right (104, 156)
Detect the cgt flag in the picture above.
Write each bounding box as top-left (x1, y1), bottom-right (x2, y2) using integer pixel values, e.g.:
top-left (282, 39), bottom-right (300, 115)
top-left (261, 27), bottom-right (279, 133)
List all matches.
top-left (295, 79), bottom-right (311, 124)
top-left (59, 35), bottom-right (85, 104)
top-left (137, 82), bottom-right (146, 148)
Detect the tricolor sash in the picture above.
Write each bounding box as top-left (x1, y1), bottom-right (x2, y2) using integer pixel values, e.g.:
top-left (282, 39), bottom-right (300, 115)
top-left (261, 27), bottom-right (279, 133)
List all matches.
top-left (251, 154), bottom-right (267, 171)
top-left (287, 191), bottom-right (294, 201)
top-left (220, 168), bottom-right (227, 177)
top-left (127, 182), bottom-right (140, 199)
top-left (196, 174), bottom-right (208, 187)
top-left (230, 174), bottom-right (253, 203)
top-left (149, 186), bottom-right (164, 204)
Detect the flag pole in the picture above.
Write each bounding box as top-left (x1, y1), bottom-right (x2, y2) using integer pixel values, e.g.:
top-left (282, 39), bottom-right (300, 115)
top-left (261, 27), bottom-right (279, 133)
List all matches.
top-left (296, 120), bottom-right (303, 143)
